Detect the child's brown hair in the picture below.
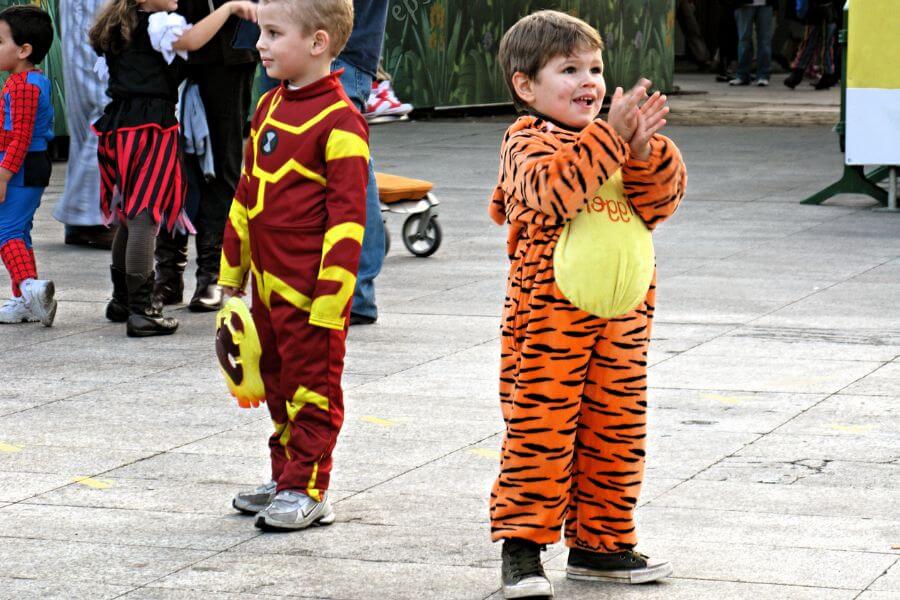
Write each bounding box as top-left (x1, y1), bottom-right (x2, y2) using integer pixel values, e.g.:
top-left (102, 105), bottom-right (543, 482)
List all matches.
top-left (498, 10), bottom-right (604, 112)
top-left (89, 0), bottom-right (140, 57)
top-left (0, 5), bottom-right (54, 65)
top-left (261, 0), bottom-right (354, 57)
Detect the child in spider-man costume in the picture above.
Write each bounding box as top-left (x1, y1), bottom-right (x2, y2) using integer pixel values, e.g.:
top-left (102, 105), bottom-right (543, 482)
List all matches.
top-left (0, 6), bottom-right (56, 327)
top-left (219, 0), bottom-right (369, 532)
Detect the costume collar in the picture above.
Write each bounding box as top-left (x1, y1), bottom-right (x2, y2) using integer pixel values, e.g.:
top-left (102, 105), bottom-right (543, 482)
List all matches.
top-left (280, 70), bottom-right (343, 100)
top-left (526, 109), bottom-right (584, 133)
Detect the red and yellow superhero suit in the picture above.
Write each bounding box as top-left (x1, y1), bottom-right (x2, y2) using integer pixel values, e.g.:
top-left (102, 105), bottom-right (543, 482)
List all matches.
top-left (219, 72), bottom-right (369, 499)
top-left (488, 116), bottom-right (686, 553)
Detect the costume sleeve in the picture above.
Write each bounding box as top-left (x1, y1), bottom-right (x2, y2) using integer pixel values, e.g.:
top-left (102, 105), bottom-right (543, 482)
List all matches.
top-left (0, 76), bottom-right (39, 175)
top-left (219, 96), bottom-right (267, 290)
top-left (501, 119), bottom-right (628, 222)
top-left (621, 134), bottom-right (687, 230)
top-left (219, 179), bottom-right (250, 289)
top-left (308, 112), bottom-right (370, 330)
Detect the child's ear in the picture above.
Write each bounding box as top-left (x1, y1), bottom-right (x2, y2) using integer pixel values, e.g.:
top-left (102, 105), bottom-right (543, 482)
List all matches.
top-left (17, 43), bottom-right (33, 63)
top-left (511, 72), bottom-right (536, 105)
top-left (310, 29), bottom-right (330, 57)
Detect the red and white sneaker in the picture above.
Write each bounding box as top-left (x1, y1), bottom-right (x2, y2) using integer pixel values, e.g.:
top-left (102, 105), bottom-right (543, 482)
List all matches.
top-left (365, 80), bottom-right (413, 121)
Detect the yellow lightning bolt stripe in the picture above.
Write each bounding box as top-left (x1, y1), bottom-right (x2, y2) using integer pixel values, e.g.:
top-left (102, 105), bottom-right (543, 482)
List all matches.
top-left (325, 129), bottom-right (370, 162)
top-left (309, 222), bottom-right (365, 330)
top-left (288, 385), bottom-right (329, 421)
top-left (307, 463), bottom-right (321, 502)
top-left (246, 98), bottom-right (349, 219)
top-left (219, 201), bottom-right (251, 288)
top-left (249, 159), bottom-right (326, 219)
top-left (258, 268), bottom-right (313, 313)
top-left (274, 420), bottom-right (292, 458)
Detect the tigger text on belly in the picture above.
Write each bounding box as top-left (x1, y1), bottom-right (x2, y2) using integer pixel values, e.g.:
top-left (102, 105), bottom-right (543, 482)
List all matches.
top-left (583, 193), bottom-right (634, 223)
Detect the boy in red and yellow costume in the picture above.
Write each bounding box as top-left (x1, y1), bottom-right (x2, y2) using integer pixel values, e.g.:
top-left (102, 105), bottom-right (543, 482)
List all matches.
top-left (218, 0), bottom-right (368, 531)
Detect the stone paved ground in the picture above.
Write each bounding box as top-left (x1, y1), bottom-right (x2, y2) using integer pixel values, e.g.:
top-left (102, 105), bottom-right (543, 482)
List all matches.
top-left (0, 121), bottom-right (898, 600)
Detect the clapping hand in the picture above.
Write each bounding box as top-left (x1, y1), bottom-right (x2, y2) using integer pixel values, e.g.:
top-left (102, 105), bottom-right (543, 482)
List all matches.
top-left (629, 90), bottom-right (669, 161)
top-left (606, 78), bottom-right (651, 142)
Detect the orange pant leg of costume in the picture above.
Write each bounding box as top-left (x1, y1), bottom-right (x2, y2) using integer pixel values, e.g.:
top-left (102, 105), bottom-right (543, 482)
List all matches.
top-left (490, 229), bottom-right (654, 552)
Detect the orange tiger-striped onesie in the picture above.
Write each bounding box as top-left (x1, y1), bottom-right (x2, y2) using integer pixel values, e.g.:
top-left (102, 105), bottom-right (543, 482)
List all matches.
top-left (489, 115), bottom-right (686, 553)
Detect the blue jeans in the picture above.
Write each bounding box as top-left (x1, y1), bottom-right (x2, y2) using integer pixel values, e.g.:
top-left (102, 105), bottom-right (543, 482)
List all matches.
top-left (0, 186), bottom-right (43, 247)
top-left (333, 58), bottom-right (383, 320)
top-left (735, 6), bottom-right (773, 80)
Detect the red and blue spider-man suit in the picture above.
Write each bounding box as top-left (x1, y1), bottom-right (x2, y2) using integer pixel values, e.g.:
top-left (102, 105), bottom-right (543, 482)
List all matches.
top-left (0, 70), bottom-right (53, 296)
top-left (219, 71), bottom-right (369, 500)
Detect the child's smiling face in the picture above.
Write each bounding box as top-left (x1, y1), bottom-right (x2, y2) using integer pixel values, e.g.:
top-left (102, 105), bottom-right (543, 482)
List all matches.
top-left (516, 47), bottom-right (606, 130)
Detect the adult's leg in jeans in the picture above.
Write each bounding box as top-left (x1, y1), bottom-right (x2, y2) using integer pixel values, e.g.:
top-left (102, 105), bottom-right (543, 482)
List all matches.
top-left (334, 58), bottom-right (384, 322)
top-left (755, 6), bottom-right (774, 79)
top-left (734, 7), bottom-right (754, 81)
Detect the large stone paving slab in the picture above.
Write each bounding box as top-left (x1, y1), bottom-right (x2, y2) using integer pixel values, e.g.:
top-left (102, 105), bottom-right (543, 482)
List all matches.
top-left (152, 554), bottom-right (498, 600)
top-left (1, 122), bottom-right (899, 598)
top-left (0, 537), bottom-right (212, 587)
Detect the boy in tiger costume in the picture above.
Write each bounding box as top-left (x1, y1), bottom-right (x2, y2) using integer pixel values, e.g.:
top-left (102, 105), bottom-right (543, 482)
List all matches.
top-left (489, 11), bottom-right (687, 598)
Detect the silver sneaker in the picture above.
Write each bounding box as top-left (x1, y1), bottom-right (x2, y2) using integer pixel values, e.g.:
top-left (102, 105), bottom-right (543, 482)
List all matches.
top-left (0, 296), bottom-right (38, 324)
top-left (19, 279), bottom-right (56, 327)
top-left (255, 489), bottom-right (334, 531)
top-left (232, 480), bottom-right (276, 515)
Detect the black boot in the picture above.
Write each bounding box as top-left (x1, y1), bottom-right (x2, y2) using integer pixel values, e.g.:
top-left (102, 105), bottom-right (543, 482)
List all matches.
top-left (188, 231), bottom-right (224, 312)
top-left (152, 231), bottom-right (188, 310)
top-left (106, 265), bottom-right (129, 323)
top-left (783, 69), bottom-right (803, 89)
top-left (814, 72), bottom-right (838, 90)
top-left (126, 271), bottom-right (179, 337)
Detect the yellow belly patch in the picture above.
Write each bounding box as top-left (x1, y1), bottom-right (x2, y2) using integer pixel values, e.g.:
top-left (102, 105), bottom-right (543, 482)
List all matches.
top-left (553, 169), bottom-right (655, 319)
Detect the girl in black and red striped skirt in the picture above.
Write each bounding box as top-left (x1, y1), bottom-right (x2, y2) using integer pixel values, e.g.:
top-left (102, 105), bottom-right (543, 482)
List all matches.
top-left (88, 0), bottom-right (257, 337)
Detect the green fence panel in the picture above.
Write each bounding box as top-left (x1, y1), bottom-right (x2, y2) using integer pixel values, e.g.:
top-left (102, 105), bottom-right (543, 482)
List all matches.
top-left (384, 0), bottom-right (675, 109)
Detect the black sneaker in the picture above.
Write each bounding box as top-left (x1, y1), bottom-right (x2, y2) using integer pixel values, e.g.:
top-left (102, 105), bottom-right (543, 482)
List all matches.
top-left (501, 539), bottom-right (553, 599)
top-left (566, 548), bottom-right (672, 584)
top-left (349, 313), bottom-right (377, 325)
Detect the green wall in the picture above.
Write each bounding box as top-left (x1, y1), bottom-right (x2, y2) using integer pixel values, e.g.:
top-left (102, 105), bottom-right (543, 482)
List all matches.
top-left (1, 0), bottom-right (676, 129)
top-left (384, 0), bottom-right (676, 109)
top-left (0, 0), bottom-right (66, 136)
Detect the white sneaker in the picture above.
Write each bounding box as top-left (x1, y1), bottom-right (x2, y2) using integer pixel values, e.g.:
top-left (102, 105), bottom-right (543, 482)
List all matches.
top-left (19, 279), bottom-right (56, 327)
top-left (254, 490), bottom-right (334, 531)
top-left (0, 296), bottom-right (38, 324)
top-left (365, 80), bottom-right (413, 119)
top-left (232, 480), bottom-right (277, 515)
top-left (756, 78), bottom-right (770, 87)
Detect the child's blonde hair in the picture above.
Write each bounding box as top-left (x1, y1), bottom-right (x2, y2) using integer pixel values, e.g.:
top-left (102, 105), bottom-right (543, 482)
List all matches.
top-left (89, 0), bottom-right (140, 57)
top-left (261, 0), bottom-right (354, 57)
top-left (499, 10), bottom-right (605, 112)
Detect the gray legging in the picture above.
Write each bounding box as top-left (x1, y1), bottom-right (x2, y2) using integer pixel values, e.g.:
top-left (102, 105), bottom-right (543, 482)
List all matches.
top-left (111, 212), bottom-right (156, 275)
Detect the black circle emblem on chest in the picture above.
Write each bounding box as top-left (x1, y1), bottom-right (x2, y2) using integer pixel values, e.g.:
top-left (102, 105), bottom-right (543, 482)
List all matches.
top-left (261, 130), bottom-right (279, 155)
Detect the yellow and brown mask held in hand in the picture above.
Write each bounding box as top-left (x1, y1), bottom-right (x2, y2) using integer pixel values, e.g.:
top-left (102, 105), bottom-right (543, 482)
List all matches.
top-left (215, 297), bottom-right (265, 408)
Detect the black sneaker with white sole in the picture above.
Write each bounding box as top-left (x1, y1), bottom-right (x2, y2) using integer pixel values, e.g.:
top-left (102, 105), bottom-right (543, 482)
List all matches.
top-left (566, 548), bottom-right (673, 584)
top-left (501, 539), bottom-right (553, 599)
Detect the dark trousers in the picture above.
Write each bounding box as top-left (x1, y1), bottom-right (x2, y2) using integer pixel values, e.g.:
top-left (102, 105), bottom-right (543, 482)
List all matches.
top-left (158, 62), bottom-right (256, 279)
